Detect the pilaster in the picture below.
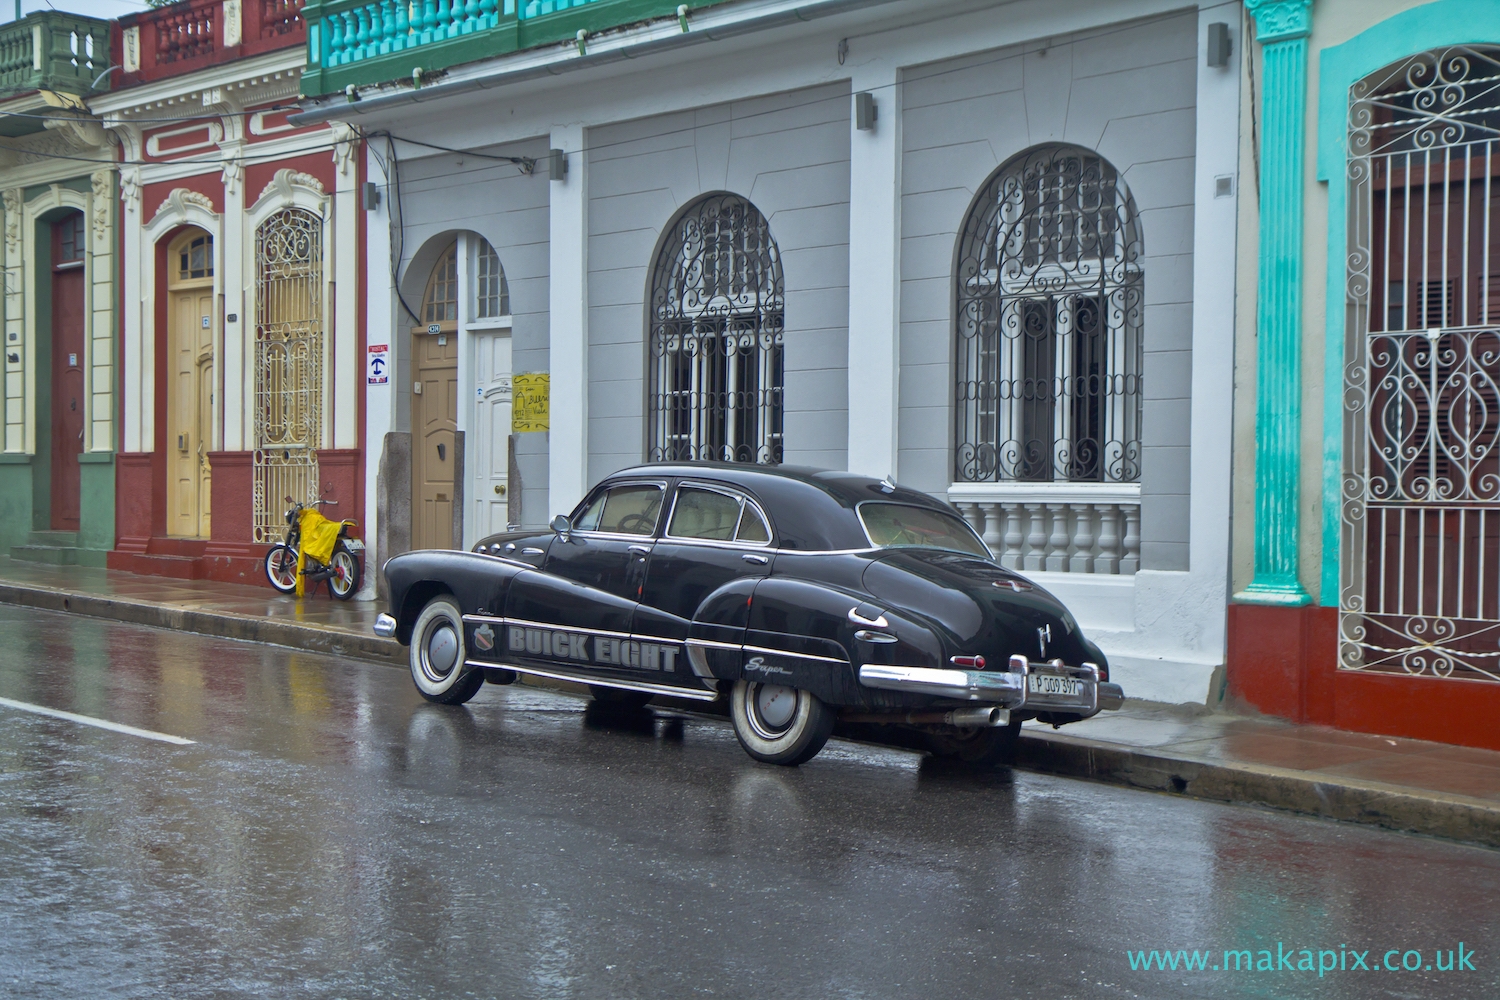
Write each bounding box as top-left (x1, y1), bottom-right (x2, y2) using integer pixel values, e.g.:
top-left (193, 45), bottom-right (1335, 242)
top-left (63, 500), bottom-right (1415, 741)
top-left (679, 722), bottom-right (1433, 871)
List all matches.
top-left (1237, 0), bottom-right (1314, 606)
top-left (846, 63), bottom-right (901, 479)
top-left (549, 124), bottom-right (588, 516)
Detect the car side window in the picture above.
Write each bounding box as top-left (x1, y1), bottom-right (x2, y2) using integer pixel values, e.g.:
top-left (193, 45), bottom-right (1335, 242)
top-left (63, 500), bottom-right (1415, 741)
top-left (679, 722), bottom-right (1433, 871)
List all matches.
top-left (668, 487), bottom-right (742, 540)
top-left (736, 501), bottom-right (771, 544)
top-left (573, 492), bottom-right (606, 532)
top-left (595, 484), bottom-right (664, 535)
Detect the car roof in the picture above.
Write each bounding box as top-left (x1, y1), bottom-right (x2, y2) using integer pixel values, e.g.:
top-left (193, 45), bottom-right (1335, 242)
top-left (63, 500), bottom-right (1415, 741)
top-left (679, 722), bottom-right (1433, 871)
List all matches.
top-left (597, 462), bottom-right (956, 551)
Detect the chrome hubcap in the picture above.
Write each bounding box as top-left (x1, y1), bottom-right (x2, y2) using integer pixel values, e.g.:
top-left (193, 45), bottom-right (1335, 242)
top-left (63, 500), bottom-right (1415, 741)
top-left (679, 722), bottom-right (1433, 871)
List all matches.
top-left (423, 624), bottom-right (458, 681)
top-left (748, 683), bottom-right (797, 737)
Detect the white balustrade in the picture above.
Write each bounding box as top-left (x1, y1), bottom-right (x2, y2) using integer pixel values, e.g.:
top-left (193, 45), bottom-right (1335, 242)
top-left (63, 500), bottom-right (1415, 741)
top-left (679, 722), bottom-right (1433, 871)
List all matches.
top-left (948, 483), bottom-right (1141, 576)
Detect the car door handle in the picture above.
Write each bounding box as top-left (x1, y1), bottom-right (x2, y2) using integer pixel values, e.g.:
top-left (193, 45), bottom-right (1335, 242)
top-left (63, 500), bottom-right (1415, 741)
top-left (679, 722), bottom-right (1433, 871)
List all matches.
top-left (741, 553), bottom-right (769, 565)
top-left (855, 629), bottom-right (898, 644)
top-left (522, 547), bottom-right (545, 556)
top-left (627, 544), bottom-right (651, 556)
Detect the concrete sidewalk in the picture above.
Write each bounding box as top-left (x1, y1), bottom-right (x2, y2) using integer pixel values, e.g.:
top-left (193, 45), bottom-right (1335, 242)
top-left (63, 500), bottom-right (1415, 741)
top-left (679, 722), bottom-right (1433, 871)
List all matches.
top-left (2, 555), bottom-right (1497, 848)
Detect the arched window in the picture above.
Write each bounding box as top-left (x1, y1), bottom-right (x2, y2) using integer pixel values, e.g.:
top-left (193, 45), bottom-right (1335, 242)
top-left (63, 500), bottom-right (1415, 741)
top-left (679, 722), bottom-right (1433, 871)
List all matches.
top-left (253, 207), bottom-right (323, 541)
top-left (422, 240), bottom-right (459, 326)
top-left (475, 238), bottom-right (509, 319)
top-left (176, 232), bottom-right (212, 280)
top-left (1341, 45), bottom-right (1500, 681)
top-left (954, 144), bottom-right (1143, 484)
top-left (647, 194), bottom-right (784, 464)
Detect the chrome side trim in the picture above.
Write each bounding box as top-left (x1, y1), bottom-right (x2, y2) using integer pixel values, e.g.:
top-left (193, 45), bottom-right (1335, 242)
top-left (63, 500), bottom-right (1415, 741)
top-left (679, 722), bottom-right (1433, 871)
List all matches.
top-left (684, 643), bottom-right (716, 679)
top-left (472, 660), bottom-right (720, 702)
top-left (373, 613), bottom-right (398, 638)
top-left (743, 644), bottom-right (849, 665)
top-left (461, 613), bottom-right (509, 625)
top-left (685, 637), bottom-right (741, 651)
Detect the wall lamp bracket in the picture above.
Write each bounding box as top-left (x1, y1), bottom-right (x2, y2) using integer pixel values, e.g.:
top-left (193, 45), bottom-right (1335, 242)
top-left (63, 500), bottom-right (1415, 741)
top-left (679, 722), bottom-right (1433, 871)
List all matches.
top-left (548, 148), bottom-right (568, 181)
top-left (1206, 22), bottom-right (1232, 68)
top-left (854, 91), bottom-right (877, 131)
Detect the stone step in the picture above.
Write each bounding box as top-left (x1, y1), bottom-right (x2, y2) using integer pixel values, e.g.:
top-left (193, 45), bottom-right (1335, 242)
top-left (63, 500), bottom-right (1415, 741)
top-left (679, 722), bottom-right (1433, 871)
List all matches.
top-left (27, 530), bottom-right (79, 547)
top-left (10, 544), bottom-right (79, 566)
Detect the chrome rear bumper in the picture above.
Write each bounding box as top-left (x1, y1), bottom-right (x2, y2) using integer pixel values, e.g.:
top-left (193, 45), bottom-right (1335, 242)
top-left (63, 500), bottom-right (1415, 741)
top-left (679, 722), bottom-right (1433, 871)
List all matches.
top-left (858, 655), bottom-right (1124, 714)
top-left (373, 613), bottom-right (398, 638)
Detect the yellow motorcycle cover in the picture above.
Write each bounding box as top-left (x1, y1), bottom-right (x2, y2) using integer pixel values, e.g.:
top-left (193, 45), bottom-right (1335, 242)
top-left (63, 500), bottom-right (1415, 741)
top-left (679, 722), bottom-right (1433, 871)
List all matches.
top-left (296, 508), bottom-right (344, 596)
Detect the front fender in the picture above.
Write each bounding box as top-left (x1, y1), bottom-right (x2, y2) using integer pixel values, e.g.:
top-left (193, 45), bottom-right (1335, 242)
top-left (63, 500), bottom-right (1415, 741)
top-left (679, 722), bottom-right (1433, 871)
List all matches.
top-left (385, 550), bottom-right (528, 645)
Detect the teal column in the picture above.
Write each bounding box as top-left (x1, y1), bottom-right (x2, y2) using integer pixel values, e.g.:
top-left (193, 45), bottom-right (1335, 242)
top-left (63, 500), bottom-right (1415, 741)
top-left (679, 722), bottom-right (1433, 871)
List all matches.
top-left (1238, 0), bottom-right (1314, 606)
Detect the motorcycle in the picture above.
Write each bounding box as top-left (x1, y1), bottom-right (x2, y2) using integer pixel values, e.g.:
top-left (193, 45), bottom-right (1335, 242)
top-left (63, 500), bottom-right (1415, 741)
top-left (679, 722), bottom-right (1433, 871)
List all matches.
top-left (263, 496), bottom-right (364, 600)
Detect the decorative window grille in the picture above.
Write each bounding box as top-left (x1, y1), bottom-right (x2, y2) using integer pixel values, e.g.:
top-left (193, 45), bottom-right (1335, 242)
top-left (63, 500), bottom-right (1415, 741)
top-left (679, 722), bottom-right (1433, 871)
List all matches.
top-left (252, 207), bottom-right (323, 542)
top-left (954, 144), bottom-right (1144, 484)
top-left (422, 241), bottom-right (458, 325)
top-left (178, 233), bottom-right (212, 280)
top-left (1342, 45), bottom-right (1500, 682)
top-left (475, 238), bottom-right (509, 318)
top-left (647, 194), bottom-right (784, 465)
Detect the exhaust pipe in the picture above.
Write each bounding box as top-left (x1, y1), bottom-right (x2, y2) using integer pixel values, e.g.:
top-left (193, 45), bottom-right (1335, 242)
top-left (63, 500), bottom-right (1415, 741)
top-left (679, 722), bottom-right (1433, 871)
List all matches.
top-left (841, 706), bottom-right (1010, 728)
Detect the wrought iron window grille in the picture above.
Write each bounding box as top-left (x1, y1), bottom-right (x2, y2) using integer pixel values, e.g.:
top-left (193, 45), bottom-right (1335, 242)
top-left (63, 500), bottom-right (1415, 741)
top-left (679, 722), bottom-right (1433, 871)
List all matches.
top-left (647, 194), bottom-right (785, 466)
top-left (954, 144), bottom-right (1144, 486)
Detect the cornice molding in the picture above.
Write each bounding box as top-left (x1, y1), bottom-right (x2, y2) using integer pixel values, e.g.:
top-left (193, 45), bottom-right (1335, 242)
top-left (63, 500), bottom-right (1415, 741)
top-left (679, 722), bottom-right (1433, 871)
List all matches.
top-left (1246, 0), bottom-right (1313, 44)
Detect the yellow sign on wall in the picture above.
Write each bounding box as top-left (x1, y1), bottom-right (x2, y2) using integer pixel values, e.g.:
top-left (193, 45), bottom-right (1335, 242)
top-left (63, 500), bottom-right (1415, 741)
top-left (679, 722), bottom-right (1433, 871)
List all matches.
top-left (512, 373), bottom-right (551, 432)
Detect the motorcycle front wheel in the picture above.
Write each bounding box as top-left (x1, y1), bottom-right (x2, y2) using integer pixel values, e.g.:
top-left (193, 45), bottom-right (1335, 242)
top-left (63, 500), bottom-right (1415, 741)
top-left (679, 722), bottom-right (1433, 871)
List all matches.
top-left (264, 543), bottom-right (299, 594)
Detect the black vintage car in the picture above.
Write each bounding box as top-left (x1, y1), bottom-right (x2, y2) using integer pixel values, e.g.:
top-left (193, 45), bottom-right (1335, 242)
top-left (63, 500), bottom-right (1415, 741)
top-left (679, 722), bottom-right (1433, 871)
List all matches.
top-left (374, 464), bottom-right (1124, 766)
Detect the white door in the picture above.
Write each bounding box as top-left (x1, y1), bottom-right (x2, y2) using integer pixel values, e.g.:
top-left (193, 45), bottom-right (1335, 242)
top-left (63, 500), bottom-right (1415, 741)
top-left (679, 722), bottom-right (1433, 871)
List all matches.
top-left (472, 330), bottom-right (513, 537)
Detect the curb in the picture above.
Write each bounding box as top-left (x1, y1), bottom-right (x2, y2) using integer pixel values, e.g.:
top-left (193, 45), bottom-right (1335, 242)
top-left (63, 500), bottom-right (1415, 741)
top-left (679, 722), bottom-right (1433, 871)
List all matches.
top-left (1014, 729), bottom-right (1500, 850)
top-left (0, 580), bottom-right (405, 667)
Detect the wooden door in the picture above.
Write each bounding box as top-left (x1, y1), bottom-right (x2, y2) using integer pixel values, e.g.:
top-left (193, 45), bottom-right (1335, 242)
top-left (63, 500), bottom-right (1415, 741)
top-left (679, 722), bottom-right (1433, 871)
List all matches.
top-left (168, 286), bottom-right (214, 537)
top-left (473, 331), bottom-right (512, 537)
top-left (412, 330), bottom-right (459, 549)
top-left (50, 265), bottom-right (84, 531)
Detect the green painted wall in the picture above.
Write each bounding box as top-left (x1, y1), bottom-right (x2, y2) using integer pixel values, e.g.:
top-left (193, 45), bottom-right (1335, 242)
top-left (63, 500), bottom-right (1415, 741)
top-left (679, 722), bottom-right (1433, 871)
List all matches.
top-left (0, 457), bottom-right (32, 551)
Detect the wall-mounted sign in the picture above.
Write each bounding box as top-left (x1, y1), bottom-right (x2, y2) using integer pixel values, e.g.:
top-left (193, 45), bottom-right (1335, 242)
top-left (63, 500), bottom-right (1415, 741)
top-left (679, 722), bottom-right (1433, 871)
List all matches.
top-left (367, 344), bottom-right (389, 384)
top-left (512, 373), bottom-right (550, 432)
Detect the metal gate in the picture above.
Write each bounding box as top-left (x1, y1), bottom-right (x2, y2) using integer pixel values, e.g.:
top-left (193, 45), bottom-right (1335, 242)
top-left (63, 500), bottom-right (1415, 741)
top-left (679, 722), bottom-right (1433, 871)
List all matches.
top-left (252, 207), bottom-right (323, 543)
top-left (1341, 46), bottom-right (1500, 681)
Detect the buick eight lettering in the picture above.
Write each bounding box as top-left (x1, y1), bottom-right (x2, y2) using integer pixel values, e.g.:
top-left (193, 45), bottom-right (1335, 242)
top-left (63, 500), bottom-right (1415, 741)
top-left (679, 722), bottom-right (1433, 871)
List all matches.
top-left (375, 464), bottom-right (1125, 766)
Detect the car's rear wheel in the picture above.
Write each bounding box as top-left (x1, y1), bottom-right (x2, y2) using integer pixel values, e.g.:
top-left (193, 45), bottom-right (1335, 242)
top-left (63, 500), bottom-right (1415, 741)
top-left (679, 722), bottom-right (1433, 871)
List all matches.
top-left (588, 685), bottom-right (654, 711)
top-left (729, 680), bottom-right (835, 766)
top-left (925, 717), bottom-right (1023, 766)
top-left (409, 596), bottom-right (483, 705)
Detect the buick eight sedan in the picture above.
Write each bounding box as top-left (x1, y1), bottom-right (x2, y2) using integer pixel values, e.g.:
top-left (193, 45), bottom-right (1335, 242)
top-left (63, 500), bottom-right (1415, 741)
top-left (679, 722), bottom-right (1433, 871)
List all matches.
top-left (375, 464), bottom-right (1125, 766)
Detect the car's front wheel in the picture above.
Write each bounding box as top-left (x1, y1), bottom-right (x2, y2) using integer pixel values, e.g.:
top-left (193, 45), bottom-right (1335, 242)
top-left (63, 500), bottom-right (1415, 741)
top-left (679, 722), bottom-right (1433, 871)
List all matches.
top-left (409, 596), bottom-right (483, 705)
top-left (729, 680), bottom-right (834, 766)
top-left (925, 717), bottom-right (1023, 766)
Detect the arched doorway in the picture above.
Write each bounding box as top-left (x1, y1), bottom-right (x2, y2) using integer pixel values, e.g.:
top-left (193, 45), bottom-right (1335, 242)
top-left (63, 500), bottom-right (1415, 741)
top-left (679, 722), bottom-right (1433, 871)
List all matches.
top-left (49, 210), bottom-right (87, 531)
top-left (165, 227), bottom-right (215, 538)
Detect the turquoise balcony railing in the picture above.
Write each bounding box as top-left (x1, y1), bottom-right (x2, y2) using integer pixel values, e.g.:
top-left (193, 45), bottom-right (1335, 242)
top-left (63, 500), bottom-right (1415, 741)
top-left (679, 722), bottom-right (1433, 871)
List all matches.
top-left (301, 0), bottom-right (716, 97)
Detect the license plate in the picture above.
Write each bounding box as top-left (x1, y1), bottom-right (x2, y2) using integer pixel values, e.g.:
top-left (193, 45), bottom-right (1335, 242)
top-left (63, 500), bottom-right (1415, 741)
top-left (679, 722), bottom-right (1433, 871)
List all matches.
top-left (342, 539), bottom-right (364, 551)
top-left (1028, 674), bottom-right (1083, 697)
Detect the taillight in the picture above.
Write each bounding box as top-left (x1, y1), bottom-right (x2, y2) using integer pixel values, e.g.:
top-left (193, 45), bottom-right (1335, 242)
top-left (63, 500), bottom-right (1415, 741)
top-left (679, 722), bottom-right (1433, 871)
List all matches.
top-left (950, 654), bottom-right (986, 669)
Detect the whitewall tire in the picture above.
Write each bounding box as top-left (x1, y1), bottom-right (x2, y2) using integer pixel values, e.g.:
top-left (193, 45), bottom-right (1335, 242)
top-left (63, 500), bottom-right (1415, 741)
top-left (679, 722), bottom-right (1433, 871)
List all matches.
top-left (729, 680), bottom-right (835, 766)
top-left (409, 596), bottom-right (483, 705)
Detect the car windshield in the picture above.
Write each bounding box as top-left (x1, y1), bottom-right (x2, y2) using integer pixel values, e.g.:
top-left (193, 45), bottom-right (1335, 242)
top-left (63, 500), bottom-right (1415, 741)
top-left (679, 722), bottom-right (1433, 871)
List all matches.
top-left (858, 503), bottom-right (989, 557)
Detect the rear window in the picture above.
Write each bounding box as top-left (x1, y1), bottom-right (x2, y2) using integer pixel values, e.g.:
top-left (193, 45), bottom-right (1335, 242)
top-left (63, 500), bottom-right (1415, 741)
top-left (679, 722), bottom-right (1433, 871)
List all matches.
top-left (858, 503), bottom-right (989, 557)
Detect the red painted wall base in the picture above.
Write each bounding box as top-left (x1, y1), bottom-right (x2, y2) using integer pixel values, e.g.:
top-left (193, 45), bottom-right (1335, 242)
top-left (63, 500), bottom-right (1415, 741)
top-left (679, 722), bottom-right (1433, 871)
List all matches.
top-left (1227, 603), bottom-right (1500, 752)
top-left (109, 449), bottom-right (365, 590)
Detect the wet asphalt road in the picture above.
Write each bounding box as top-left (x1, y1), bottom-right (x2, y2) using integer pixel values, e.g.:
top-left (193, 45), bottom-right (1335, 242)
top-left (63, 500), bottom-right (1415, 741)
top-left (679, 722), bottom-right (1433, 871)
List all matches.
top-left (0, 606), bottom-right (1496, 1000)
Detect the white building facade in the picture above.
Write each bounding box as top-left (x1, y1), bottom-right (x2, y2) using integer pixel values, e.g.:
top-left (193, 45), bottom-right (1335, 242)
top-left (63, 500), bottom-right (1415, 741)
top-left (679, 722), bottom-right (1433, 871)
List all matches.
top-left (296, 0), bottom-right (1242, 703)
